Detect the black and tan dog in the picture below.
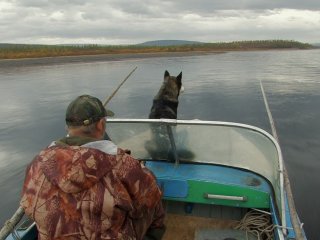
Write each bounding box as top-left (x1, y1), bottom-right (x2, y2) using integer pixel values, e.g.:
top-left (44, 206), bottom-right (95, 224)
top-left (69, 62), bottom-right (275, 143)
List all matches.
top-left (146, 70), bottom-right (184, 161)
top-left (149, 70), bottom-right (182, 119)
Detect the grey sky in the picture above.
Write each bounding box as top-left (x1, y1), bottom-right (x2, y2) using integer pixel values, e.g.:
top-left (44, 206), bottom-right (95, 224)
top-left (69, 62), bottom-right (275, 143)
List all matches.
top-left (1, 0), bottom-right (319, 44)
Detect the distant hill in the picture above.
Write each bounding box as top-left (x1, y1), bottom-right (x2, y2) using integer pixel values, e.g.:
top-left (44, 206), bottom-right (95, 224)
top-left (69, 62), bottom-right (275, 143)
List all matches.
top-left (0, 43), bottom-right (21, 48)
top-left (0, 43), bottom-right (46, 49)
top-left (137, 40), bottom-right (204, 46)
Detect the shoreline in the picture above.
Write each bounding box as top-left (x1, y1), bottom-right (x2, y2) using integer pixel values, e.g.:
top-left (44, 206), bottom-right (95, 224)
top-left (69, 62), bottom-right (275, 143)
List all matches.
top-left (0, 48), bottom-right (312, 68)
top-left (0, 40), bottom-right (314, 65)
top-left (0, 50), bottom-right (226, 67)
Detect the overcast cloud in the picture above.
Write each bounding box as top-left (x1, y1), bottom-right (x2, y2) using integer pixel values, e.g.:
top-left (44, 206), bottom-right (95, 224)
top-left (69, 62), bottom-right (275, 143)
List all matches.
top-left (0, 0), bottom-right (319, 44)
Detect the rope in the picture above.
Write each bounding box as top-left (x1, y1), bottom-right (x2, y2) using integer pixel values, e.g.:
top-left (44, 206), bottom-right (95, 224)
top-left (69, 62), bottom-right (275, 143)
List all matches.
top-left (235, 209), bottom-right (275, 240)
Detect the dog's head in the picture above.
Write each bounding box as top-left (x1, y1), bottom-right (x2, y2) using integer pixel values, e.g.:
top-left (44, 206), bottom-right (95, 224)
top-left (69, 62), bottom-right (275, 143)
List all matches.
top-left (157, 70), bottom-right (182, 101)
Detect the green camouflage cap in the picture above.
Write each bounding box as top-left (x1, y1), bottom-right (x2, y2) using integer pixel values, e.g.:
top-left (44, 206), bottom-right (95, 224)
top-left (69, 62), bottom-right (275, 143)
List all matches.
top-left (66, 95), bottom-right (113, 126)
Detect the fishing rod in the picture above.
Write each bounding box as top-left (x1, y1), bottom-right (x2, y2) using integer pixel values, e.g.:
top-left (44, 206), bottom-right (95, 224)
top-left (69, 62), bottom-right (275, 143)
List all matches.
top-left (259, 79), bottom-right (305, 239)
top-left (101, 66), bottom-right (137, 140)
top-left (103, 66), bottom-right (138, 108)
top-left (102, 66), bottom-right (137, 117)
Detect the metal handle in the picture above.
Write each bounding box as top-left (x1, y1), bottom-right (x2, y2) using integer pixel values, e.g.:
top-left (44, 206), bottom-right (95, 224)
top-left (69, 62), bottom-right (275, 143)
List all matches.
top-left (204, 193), bottom-right (247, 202)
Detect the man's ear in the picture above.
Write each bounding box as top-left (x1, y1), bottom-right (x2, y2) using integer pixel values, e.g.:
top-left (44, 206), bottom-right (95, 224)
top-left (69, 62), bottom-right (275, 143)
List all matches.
top-left (96, 118), bottom-right (106, 132)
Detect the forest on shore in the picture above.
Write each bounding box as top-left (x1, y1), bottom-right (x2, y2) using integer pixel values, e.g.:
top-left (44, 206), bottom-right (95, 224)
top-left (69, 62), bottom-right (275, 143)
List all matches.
top-left (0, 40), bottom-right (314, 59)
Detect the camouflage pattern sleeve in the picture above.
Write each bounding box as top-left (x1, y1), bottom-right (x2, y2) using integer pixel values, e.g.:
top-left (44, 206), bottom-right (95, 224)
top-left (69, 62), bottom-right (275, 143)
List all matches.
top-left (115, 149), bottom-right (165, 237)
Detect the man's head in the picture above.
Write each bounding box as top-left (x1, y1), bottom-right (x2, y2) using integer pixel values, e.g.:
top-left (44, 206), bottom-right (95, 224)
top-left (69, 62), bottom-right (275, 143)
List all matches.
top-left (65, 95), bottom-right (108, 139)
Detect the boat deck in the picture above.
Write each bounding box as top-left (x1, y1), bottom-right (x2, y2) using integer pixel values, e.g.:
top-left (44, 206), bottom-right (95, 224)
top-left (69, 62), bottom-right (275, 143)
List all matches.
top-left (163, 213), bottom-right (238, 240)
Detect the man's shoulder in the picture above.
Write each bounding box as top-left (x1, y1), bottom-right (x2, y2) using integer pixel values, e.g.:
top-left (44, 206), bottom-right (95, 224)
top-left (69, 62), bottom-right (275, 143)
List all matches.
top-left (82, 140), bottom-right (118, 156)
top-left (32, 143), bottom-right (118, 171)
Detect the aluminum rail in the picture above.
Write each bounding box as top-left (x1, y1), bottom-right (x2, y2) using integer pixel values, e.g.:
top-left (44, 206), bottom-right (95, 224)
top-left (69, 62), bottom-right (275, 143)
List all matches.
top-left (260, 79), bottom-right (305, 239)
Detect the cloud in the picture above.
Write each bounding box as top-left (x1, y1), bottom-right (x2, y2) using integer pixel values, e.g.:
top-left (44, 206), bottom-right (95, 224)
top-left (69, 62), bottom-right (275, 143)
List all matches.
top-left (0, 0), bottom-right (320, 44)
top-left (167, 0), bottom-right (320, 12)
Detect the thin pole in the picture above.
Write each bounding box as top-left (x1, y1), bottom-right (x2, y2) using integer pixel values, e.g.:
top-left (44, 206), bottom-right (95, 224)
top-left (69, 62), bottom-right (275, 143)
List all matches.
top-left (259, 79), bottom-right (304, 239)
top-left (0, 206), bottom-right (24, 240)
top-left (103, 66), bottom-right (138, 107)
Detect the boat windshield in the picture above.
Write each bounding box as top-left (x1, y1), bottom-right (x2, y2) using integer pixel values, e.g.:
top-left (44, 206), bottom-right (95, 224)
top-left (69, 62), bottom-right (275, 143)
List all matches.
top-left (107, 119), bottom-right (281, 184)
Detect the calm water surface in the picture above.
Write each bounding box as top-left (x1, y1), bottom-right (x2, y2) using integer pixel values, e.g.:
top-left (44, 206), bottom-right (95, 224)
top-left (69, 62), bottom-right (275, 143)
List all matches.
top-left (0, 50), bottom-right (319, 239)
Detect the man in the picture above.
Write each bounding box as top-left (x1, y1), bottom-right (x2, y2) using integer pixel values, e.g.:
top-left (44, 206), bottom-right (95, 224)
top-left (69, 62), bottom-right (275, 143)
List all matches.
top-left (20, 95), bottom-right (165, 240)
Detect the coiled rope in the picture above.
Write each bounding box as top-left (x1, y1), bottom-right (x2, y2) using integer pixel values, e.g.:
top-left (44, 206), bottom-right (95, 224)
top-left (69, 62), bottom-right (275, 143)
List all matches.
top-left (235, 209), bottom-right (275, 240)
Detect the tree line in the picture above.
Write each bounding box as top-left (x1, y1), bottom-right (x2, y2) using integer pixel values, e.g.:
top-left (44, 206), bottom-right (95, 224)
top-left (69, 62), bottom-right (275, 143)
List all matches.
top-left (0, 40), bottom-right (314, 59)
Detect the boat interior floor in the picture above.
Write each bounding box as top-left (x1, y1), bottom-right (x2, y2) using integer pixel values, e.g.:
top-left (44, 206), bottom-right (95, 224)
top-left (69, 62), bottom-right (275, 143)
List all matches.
top-left (162, 201), bottom-right (258, 240)
top-left (163, 213), bottom-right (240, 240)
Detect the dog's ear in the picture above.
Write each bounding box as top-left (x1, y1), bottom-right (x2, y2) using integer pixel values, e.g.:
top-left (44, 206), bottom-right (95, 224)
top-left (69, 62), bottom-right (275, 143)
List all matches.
top-left (176, 72), bottom-right (182, 89)
top-left (176, 72), bottom-right (182, 83)
top-left (164, 70), bottom-right (170, 78)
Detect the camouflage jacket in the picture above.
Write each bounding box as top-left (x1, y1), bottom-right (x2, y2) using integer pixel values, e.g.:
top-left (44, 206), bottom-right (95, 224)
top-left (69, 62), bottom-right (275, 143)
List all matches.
top-left (20, 137), bottom-right (165, 240)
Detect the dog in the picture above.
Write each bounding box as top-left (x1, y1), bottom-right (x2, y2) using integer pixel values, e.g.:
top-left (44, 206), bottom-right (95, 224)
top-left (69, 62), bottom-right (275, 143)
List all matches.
top-left (149, 70), bottom-right (182, 119)
top-left (145, 70), bottom-right (185, 161)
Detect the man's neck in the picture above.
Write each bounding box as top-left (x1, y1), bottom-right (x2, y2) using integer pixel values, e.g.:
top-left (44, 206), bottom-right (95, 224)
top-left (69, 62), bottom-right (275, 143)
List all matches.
top-left (68, 130), bottom-right (102, 140)
top-left (57, 135), bottom-right (98, 146)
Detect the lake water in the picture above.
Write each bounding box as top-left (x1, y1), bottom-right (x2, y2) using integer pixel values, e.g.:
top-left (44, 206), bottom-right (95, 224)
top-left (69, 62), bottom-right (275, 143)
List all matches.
top-left (0, 50), bottom-right (319, 239)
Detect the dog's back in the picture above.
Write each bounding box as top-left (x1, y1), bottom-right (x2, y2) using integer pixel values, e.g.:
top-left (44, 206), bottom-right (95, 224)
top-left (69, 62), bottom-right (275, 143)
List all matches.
top-left (149, 70), bottom-right (182, 119)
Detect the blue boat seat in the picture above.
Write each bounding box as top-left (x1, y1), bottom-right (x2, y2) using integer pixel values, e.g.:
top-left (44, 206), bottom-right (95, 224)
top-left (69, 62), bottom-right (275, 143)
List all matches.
top-left (157, 179), bottom-right (188, 198)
